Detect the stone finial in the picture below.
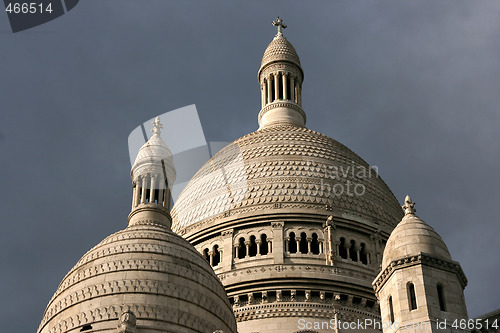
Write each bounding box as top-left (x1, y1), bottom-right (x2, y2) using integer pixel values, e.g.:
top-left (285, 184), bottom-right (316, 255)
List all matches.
top-left (402, 195), bottom-right (416, 215)
top-left (152, 116), bottom-right (163, 136)
top-left (272, 17), bottom-right (287, 35)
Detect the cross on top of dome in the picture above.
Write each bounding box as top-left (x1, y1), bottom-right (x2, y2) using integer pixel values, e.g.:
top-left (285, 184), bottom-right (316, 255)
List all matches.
top-left (152, 116), bottom-right (163, 136)
top-left (272, 17), bottom-right (287, 35)
top-left (402, 195), bottom-right (416, 215)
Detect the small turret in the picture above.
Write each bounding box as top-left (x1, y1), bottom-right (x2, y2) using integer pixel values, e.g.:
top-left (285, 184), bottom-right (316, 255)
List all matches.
top-left (129, 117), bottom-right (176, 228)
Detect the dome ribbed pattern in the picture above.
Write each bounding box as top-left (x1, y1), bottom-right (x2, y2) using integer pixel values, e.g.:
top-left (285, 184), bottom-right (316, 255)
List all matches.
top-left (37, 223), bottom-right (237, 333)
top-left (172, 125), bottom-right (403, 232)
top-left (260, 34), bottom-right (301, 70)
top-left (382, 214), bottom-right (452, 268)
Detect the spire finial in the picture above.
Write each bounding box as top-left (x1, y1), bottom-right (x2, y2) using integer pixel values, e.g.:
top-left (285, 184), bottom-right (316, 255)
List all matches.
top-left (402, 195), bottom-right (416, 215)
top-left (152, 116), bottom-right (163, 136)
top-left (272, 17), bottom-right (287, 35)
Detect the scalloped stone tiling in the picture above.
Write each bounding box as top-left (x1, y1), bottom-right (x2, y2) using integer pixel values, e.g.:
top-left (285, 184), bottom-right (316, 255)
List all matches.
top-left (172, 125), bottom-right (403, 232)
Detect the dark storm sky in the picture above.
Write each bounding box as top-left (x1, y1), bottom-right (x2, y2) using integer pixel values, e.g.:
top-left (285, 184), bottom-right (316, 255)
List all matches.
top-left (1, 1), bottom-right (499, 332)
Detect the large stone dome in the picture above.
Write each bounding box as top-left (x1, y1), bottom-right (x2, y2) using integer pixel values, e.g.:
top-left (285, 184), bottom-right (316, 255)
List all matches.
top-left (37, 222), bottom-right (237, 333)
top-left (172, 124), bottom-right (403, 233)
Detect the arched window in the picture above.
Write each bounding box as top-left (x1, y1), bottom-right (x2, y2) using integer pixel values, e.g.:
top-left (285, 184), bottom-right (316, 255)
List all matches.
top-left (202, 248), bottom-right (209, 263)
top-left (407, 282), bottom-right (417, 310)
top-left (212, 245), bottom-right (220, 267)
top-left (437, 284), bottom-right (446, 311)
top-left (311, 233), bottom-right (320, 254)
top-left (349, 240), bottom-right (358, 261)
top-left (299, 232), bottom-right (308, 254)
top-left (388, 296), bottom-right (395, 323)
top-left (289, 232), bottom-right (297, 253)
top-left (339, 237), bottom-right (347, 259)
top-left (249, 235), bottom-right (258, 257)
top-left (360, 243), bottom-right (368, 264)
top-left (260, 234), bottom-right (269, 255)
top-left (237, 237), bottom-right (246, 259)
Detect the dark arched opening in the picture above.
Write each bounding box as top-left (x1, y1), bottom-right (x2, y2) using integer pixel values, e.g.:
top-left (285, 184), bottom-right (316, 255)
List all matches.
top-left (212, 245), bottom-right (220, 266)
top-left (311, 233), bottom-right (320, 254)
top-left (249, 235), bottom-right (258, 257)
top-left (408, 282), bottom-right (417, 310)
top-left (360, 243), bottom-right (367, 264)
top-left (299, 232), bottom-right (308, 254)
top-left (289, 232), bottom-right (297, 253)
top-left (339, 237), bottom-right (347, 259)
top-left (260, 234), bottom-right (269, 255)
top-left (237, 237), bottom-right (246, 259)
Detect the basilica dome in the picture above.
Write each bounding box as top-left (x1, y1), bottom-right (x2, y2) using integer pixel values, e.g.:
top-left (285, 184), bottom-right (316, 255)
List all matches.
top-left (172, 124), bottom-right (403, 233)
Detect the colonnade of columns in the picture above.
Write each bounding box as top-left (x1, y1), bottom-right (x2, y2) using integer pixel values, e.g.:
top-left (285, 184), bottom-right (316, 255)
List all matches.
top-left (261, 71), bottom-right (301, 108)
top-left (284, 235), bottom-right (323, 254)
top-left (234, 238), bottom-right (273, 259)
top-left (132, 174), bottom-right (170, 209)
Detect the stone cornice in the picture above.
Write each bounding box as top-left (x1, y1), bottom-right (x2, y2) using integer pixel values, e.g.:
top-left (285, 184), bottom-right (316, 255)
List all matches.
top-left (258, 101), bottom-right (306, 125)
top-left (233, 302), bottom-right (380, 322)
top-left (372, 253), bottom-right (468, 294)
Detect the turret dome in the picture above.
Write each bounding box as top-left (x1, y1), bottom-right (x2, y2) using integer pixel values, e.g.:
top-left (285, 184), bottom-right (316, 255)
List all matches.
top-left (37, 224), bottom-right (238, 333)
top-left (382, 196), bottom-right (452, 269)
top-left (259, 33), bottom-right (302, 78)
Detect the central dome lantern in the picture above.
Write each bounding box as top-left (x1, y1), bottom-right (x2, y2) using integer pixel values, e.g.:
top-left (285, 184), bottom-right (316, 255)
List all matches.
top-left (257, 17), bottom-right (306, 128)
top-left (172, 17), bottom-right (403, 333)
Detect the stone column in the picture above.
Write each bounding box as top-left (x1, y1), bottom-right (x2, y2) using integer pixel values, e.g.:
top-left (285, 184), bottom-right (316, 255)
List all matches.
top-left (149, 176), bottom-right (156, 204)
top-left (256, 240), bottom-right (261, 255)
top-left (371, 231), bottom-right (382, 267)
top-left (284, 237), bottom-right (289, 253)
top-left (222, 229), bottom-right (233, 270)
top-left (233, 244), bottom-right (239, 259)
top-left (282, 73), bottom-right (288, 100)
top-left (244, 241), bottom-right (250, 258)
top-left (307, 237), bottom-right (312, 254)
top-left (157, 187), bottom-right (164, 207)
top-left (209, 251), bottom-right (214, 267)
top-left (274, 73), bottom-right (279, 101)
top-left (140, 176), bottom-right (148, 204)
top-left (272, 222), bottom-right (285, 264)
top-left (298, 83), bottom-right (302, 106)
top-left (276, 290), bottom-right (282, 302)
top-left (261, 82), bottom-right (266, 107)
top-left (262, 291), bottom-right (268, 304)
top-left (267, 75), bottom-right (273, 103)
top-left (290, 76), bottom-right (295, 102)
top-left (135, 180), bottom-right (141, 207)
top-left (131, 184), bottom-right (136, 208)
top-left (268, 239), bottom-right (273, 253)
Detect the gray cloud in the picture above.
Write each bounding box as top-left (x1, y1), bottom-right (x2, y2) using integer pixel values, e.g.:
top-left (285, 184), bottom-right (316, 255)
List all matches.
top-left (1, 1), bottom-right (499, 331)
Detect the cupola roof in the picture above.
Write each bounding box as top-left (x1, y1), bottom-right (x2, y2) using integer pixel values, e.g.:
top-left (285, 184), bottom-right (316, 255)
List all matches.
top-left (382, 196), bottom-right (452, 269)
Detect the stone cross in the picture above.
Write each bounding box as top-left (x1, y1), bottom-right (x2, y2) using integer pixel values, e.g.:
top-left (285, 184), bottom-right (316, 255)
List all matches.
top-left (272, 17), bottom-right (287, 34)
top-left (402, 195), bottom-right (416, 215)
top-left (152, 116), bottom-right (163, 135)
